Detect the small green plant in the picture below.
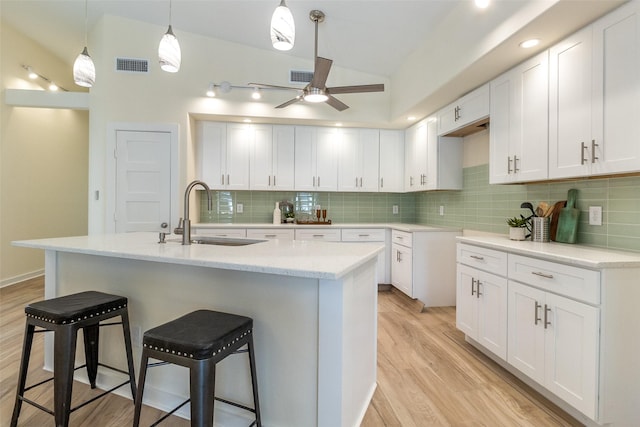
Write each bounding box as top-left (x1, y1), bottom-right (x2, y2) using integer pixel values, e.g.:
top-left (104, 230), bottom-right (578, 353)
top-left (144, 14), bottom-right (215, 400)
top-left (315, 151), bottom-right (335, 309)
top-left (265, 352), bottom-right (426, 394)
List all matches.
top-left (506, 216), bottom-right (528, 228)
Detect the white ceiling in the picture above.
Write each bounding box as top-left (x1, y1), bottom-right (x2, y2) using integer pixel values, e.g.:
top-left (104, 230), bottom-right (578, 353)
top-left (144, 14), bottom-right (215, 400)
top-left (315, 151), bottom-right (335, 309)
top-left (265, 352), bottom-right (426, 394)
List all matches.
top-left (0, 0), bottom-right (627, 124)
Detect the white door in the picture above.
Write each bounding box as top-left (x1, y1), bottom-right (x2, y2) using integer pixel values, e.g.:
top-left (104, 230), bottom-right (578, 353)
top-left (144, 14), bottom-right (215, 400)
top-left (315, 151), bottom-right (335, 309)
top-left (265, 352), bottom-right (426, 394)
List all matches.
top-left (115, 130), bottom-right (172, 233)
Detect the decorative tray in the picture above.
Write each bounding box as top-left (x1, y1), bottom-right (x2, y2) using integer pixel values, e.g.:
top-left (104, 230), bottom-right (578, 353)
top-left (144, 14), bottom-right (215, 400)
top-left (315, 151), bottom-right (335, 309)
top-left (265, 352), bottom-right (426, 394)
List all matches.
top-left (295, 220), bottom-right (332, 225)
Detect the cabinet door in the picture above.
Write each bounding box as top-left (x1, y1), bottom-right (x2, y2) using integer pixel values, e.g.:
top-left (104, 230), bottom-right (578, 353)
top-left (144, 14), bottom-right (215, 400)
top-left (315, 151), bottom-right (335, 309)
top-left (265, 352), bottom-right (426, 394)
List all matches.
top-left (508, 281), bottom-right (546, 385)
top-left (404, 125), bottom-right (417, 190)
top-left (359, 129), bottom-right (380, 192)
top-left (315, 128), bottom-right (338, 191)
top-left (294, 126), bottom-right (316, 191)
top-left (591, 1), bottom-right (640, 176)
top-left (337, 129), bottom-right (360, 191)
top-left (225, 123), bottom-right (251, 190)
top-left (404, 120), bottom-right (428, 191)
top-left (272, 125), bottom-right (295, 190)
top-left (437, 101), bottom-right (458, 136)
top-left (544, 293), bottom-right (599, 419)
top-left (549, 26), bottom-right (593, 179)
top-left (456, 264), bottom-right (479, 339)
top-left (476, 270), bottom-right (508, 361)
top-left (198, 122), bottom-right (226, 189)
top-left (379, 130), bottom-right (404, 192)
top-left (250, 125), bottom-right (274, 191)
top-left (489, 71), bottom-right (513, 184)
top-left (391, 243), bottom-right (412, 297)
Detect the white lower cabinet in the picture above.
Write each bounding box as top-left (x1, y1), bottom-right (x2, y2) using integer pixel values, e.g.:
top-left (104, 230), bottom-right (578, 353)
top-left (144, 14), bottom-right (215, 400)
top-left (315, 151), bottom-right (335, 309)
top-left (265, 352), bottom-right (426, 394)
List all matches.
top-left (391, 241), bottom-right (412, 296)
top-left (457, 264), bottom-right (508, 360)
top-left (508, 281), bottom-right (599, 418)
top-left (341, 228), bottom-right (389, 284)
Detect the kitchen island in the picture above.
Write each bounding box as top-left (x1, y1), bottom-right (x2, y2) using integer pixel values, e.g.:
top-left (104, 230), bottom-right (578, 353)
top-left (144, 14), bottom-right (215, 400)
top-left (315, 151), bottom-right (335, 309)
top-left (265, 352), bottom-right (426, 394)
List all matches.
top-left (14, 232), bottom-right (384, 427)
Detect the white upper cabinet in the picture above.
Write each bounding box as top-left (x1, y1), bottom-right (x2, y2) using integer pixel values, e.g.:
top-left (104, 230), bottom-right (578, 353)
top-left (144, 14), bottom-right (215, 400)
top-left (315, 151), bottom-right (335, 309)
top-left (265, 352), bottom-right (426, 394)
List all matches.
top-left (437, 83), bottom-right (490, 136)
top-left (490, 51), bottom-right (549, 184)
top-left (251, 125), bottom-right (295, 191)
top-left (338, 128), bottom-right (380, 192)
top-left (550, 1), bottom-right (640, 179)
top-left (198, 121), bottom-right (251, 190)
top-left (294, 126), bottom-right (338, 191)
top-left (404, 119), bottom-right (428, 191)
top-left (378, 130), bottom-right (404, 193)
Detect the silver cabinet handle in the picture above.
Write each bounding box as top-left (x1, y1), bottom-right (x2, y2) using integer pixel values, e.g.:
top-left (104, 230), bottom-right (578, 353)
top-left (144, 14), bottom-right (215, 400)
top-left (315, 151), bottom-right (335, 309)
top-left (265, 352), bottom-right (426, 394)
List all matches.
top-left (397, 250), bottom-right (402, 262)
top-left (476, 280), bottom-right (482, 298)
top-left (358, 234), bottom-right (370, 237)
top-left (380, 177), bottom-right (384, 188)
top-left (591, 139), bottom-right (599, 163)
top-left (470, 255), bottom-right (484, 261)
top-left (534, 301), bottom-right (542, 325)
top-left (268, 175), bottom-right (271, 186)
top-left (356, 177), bottom-right (359, 187)
top-left (312, 234), bottom-right (324, 238)
top-left (318, 176), bottom-right (321, 186)
top-left (531, 271), bottom-right (554, 279)
top-left (581, 141), bottom-right (588, 165)
top-left (513, 155), bottom-right (519, 173)
top-left (360, 177), bottom-right (363, 187)
top-left (226, 174), bottom-right (230, 185)
top-left (471, 278), bottom-right (476, 296)
top-left (221, 174), bottom-right (225, 185)
top-left (507, 156), bottom-right (513, 174)
top-left (544, 304), bottom-right (552, 329)
top-left (313, 176), bottom-right (316, 187)
top-left (273, 175), bottom-right (276, 186)
top-left (410, 176), bottom-right (414, 186)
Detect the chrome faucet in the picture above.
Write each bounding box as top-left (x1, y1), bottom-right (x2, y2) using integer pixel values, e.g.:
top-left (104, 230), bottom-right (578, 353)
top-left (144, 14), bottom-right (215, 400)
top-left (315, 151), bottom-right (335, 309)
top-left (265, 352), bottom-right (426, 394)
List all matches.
top-left (181, 180), bottom-right (213, 245)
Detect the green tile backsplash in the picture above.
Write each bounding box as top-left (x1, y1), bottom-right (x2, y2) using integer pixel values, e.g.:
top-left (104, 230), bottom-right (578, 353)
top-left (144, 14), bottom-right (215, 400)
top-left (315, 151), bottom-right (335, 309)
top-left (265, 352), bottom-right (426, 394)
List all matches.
top-left (199, 164), bottom-right (640, 253)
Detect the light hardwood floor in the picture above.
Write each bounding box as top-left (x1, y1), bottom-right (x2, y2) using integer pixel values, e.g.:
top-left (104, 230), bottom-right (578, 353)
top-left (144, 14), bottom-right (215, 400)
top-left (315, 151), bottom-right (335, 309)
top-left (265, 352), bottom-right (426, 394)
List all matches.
top-left (0, 278), bottom-right (582, 426)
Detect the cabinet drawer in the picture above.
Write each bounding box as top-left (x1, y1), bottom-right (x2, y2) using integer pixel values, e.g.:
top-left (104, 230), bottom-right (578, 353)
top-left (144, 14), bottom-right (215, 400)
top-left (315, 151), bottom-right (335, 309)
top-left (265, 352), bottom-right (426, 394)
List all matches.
top-left (457, 243), bottom-right (507, 276)
top-left (295, 229), bottom-right (341, 242)
top-left (246, 229), bottom-right (294, 240)
top-left (391, 230), bottom-right (412, 247)
top-left (341, 228), bottom-right (386, 242)
top-left (508, 254), bottom-right (600, 305)
top-left (192, 228), bottom-right (246, 238)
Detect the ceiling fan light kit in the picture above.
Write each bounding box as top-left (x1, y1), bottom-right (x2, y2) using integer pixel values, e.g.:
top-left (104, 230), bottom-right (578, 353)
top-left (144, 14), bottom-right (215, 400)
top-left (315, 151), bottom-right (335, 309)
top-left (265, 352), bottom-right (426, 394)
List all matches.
top-left (254, 9), bottom-right (385, 111)
top-left (271, 0), bottom-right (295, 51)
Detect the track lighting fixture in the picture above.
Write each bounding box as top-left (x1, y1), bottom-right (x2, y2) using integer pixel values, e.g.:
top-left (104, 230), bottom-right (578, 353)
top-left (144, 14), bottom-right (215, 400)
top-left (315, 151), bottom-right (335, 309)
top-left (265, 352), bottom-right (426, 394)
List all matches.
top-left (204, 81), bottom-right (275, 101)
top-left (73, 0), bottom-right (95, 87)
top-left (22, 65), bottom-right (69, 92)
top-left (271, 0), bottom-right (295, 51)
top-left (159, 0), bottom-right (181, 72)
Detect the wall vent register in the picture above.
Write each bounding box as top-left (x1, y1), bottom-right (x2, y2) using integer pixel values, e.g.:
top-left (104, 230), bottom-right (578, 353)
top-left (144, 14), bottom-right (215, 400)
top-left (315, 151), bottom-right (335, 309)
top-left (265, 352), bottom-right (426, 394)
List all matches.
top-left (116, 57), bottom-right (150, 73)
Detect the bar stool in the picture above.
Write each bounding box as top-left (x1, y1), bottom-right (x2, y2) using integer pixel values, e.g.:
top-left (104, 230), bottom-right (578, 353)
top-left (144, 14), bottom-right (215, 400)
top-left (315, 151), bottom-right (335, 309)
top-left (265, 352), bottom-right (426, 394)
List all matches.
top-left (11, 291), bottom-right (137, 427)
top-left (133, 310), bottom-right (261, 427)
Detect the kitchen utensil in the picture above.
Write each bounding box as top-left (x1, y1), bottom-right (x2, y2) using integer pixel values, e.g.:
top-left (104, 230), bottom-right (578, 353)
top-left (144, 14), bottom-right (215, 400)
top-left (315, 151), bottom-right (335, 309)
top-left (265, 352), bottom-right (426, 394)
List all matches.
top-left (520, 202), bottom-right (536, 217)
top-left (536, 206), bottom-right (544, 217)
top-left (538, 202), bottom-right (551, 217)
top-left (555, 189), bottom-right (580, 243)
top-left (549, 200), bottom-right (566, 241)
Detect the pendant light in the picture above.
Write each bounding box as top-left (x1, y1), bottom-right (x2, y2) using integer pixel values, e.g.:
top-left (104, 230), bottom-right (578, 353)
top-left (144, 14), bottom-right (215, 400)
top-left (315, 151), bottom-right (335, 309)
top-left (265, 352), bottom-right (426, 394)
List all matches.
top-left (73, 0), bottom-right (95, 87)
top-left (159, 0), bottom-right (181, 73)
top-left (270, 0), bottom-right (295, 51)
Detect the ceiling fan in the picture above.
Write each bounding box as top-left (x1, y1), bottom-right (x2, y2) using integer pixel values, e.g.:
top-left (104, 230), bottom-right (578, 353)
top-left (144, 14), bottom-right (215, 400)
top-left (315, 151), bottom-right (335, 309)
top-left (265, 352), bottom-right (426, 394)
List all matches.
top-left (250, 10), bottom-right (385, 111)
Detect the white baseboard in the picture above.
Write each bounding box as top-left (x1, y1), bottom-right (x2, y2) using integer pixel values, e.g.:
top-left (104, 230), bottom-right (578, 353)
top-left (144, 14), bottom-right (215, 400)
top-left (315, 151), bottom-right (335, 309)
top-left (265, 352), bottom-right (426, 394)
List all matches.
top-left (0, 270), bottom-right (44, 288)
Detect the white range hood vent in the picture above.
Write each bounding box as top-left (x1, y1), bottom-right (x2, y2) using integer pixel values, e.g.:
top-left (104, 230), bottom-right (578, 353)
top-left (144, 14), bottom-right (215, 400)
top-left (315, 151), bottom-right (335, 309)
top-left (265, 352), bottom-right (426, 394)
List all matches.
top-left (115, 57), bottom-right (149, 73)
top-left (289, 70), bottom-right (313, 84)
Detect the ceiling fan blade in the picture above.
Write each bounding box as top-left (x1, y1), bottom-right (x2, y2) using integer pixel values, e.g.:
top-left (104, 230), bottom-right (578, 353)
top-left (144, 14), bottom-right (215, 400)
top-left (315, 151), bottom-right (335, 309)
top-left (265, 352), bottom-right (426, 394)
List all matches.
top-left (325, 95), bottom-right (349, 111)
top-left (248, 82), bottom-right (300, 91)
top-left (327, 84), bottom-right (385, 94)
top-left (275, 97), bottom-right (302, 109)
top-left (310, 57), bottom-right (333, 88)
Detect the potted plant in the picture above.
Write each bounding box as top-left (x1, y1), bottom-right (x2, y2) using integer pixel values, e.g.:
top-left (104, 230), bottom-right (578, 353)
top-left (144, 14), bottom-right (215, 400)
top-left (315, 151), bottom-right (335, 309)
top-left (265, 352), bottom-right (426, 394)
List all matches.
top-left (506, 216), bottom-right (528, 241)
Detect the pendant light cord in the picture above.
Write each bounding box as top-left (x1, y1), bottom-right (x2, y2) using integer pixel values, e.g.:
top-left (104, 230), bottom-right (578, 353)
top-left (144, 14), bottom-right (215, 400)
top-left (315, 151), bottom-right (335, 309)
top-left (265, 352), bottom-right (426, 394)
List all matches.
top-left (83, 0), bottom-right (88, 46)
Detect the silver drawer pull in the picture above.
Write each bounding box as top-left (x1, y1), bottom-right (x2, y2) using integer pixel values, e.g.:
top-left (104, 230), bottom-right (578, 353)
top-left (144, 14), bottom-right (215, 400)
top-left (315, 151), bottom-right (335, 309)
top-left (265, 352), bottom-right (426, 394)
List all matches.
top-left (358, 234), bottom-right (370, 237)
top-left (531, 271), bottom-right (554, 279)
top-left (264, 234), bottom-right (277, 238)
top-left (470, 255), bottom-right (484, 260)
top-left (312, 234), bottom-right (324, 238)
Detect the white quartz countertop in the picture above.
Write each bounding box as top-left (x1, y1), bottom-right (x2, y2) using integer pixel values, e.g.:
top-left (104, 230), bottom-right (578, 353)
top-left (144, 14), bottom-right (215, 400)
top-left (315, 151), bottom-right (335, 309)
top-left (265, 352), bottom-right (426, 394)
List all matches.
top-left (193, 222), bottom-right (461, 233)
top-left (457, 235), bottom-right (640, 269)
top-left (14, 233), bottom-right (384, 280)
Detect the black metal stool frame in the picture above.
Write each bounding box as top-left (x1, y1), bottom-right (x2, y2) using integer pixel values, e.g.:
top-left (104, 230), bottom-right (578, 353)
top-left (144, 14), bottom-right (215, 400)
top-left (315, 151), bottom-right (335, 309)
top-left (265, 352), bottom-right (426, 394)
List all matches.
top-left (11, 305), bottom-right (137, 427)
top-left (133, 330), bottom-right (261, 427)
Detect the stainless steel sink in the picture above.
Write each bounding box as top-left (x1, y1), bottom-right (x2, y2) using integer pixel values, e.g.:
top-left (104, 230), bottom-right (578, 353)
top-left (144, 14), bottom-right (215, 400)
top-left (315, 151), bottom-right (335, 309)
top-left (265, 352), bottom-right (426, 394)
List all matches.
top-left (168, 236), bottom-right (266, 246)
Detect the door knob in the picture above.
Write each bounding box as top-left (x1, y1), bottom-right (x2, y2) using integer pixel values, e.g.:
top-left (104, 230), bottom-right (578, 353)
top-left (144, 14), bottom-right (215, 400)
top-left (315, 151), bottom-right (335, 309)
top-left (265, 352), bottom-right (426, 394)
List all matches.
top-left (161, 222), bottom-right (168, 229)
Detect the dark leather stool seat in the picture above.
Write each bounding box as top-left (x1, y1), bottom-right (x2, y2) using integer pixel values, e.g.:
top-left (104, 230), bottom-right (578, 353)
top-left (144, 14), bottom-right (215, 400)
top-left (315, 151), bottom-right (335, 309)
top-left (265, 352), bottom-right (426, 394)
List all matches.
top-left (11, 291), bottom-right (137, 427)
top-left (133, 310), bottom-right (261, 427)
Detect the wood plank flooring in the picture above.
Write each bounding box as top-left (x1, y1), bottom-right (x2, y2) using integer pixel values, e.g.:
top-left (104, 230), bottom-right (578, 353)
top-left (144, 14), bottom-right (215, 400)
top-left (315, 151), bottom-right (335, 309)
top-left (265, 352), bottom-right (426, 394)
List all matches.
top-left (0, 278), bottom-right (582, 426)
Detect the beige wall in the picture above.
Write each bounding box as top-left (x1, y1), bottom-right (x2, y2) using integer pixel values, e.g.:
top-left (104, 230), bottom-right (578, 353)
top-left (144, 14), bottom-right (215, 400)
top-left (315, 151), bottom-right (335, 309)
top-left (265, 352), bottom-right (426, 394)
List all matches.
top-left (0, 22), bottom-right (89, 286)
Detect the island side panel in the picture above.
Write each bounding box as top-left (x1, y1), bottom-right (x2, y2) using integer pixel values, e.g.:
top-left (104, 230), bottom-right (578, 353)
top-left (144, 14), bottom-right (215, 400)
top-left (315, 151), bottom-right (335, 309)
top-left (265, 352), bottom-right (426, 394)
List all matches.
top-left (318, 258), bottom-right (378, 427)
top-left (53, 251), bottom-right (322, 426)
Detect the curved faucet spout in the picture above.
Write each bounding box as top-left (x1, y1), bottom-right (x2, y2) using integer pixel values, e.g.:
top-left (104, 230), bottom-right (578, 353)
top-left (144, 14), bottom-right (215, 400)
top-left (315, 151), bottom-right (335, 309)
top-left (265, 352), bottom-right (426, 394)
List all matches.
top-left (182, 180), bottom-right (212, 245)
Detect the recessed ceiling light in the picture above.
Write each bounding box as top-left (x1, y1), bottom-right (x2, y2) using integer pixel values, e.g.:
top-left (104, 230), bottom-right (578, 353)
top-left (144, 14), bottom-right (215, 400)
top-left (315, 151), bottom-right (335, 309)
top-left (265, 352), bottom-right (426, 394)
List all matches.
top-left (407, 116), bottom-right (416, 121)
top-left (475, 0), bottom-right (490, 9)
top-left (519, 39), bottom-right (540, 49)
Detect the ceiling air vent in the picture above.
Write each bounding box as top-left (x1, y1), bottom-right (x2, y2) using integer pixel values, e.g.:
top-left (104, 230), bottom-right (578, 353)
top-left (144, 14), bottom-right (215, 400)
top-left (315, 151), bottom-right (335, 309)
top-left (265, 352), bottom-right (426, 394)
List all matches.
top-left (289, 70), bottom-right (313, 84)
top-left (115, 57), bottom-right (149, 73)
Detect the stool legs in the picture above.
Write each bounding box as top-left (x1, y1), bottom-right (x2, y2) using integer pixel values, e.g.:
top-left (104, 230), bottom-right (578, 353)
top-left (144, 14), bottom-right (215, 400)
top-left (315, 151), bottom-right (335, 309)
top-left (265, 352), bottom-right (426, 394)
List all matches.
top-left (10, 323), bottom-right (35, 427)
top-left (190, 359), bottom-right (216, 427)
top-left (53, 325), bottom-right (78, 427)
top-left (132, 351), bottom-right (149, 427)
top-left (247, 337), bottom-right (261, 427)
top-left (120, 310), bottom-right (138, 399)
top-left (82, 324), bottom-right (99, 388)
